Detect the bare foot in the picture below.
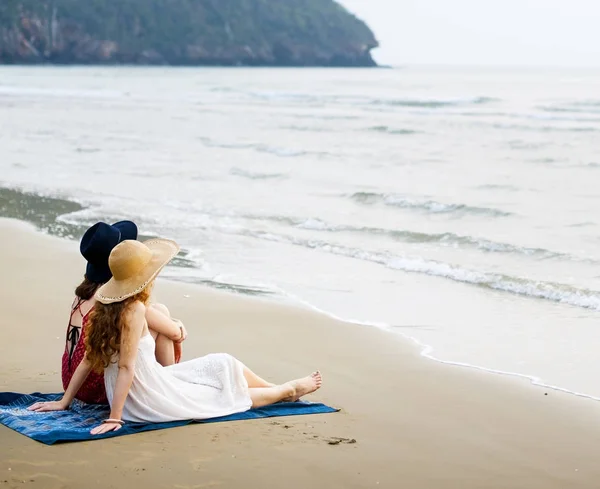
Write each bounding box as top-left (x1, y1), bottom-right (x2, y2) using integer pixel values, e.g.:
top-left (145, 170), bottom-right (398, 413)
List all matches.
top-left (286, 371), bottom-right (322, 402)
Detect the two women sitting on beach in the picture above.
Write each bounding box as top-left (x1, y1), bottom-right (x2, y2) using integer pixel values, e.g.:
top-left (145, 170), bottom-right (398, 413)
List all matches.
top-left (60, 221), bottom-right (188, 405)
top-left (30, 221), bottom-right (322, 434)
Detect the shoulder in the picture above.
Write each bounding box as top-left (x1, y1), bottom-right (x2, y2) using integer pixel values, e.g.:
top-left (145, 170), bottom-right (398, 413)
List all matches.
top-left (123, 301), bottom-right (146, 324)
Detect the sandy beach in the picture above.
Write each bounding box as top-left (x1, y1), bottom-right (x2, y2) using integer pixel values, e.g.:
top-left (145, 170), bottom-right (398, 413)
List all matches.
top-left (1, 217), bottom-right (600, 489)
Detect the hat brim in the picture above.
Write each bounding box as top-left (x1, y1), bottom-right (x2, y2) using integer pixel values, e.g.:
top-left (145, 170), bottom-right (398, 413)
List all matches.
top-left (95, 238), bottom-right (179, 304)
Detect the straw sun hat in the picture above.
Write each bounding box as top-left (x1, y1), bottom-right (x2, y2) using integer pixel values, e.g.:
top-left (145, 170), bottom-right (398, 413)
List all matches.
top-left (95, 238), bottom-right (180, 304)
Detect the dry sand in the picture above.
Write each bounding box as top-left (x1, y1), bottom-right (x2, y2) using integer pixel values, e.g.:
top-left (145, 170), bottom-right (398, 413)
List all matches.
top-left (1, 218), bottom-right (600, 489)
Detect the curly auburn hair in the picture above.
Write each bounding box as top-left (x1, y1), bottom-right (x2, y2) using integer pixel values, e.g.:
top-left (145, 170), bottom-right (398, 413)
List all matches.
top-left (85, 286), bottom-right (152, 373)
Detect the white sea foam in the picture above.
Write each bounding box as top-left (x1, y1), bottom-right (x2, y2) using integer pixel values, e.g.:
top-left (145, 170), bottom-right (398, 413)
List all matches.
top-left (240, 230), bottom-right (600, 311)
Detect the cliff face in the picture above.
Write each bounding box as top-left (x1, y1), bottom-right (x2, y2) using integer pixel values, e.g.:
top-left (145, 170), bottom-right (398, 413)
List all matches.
top-left (0, 0), bottom-right (378, 67)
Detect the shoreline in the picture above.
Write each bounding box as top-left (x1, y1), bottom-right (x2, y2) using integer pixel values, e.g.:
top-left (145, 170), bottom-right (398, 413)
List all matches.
top-left (2, 217), bottom-right (600, 487)
top-left (294, 293), bottom-right (600, 404)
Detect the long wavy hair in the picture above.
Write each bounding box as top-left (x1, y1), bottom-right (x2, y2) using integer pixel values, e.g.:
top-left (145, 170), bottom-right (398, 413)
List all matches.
top-left (85, 286), bottom-right (152, 373)
top-left (75, 275), bottom-right (102, 300)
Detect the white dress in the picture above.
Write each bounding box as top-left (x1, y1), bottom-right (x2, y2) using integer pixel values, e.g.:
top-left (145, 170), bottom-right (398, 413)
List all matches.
top-left (104, 334), bottom-right (253, 423)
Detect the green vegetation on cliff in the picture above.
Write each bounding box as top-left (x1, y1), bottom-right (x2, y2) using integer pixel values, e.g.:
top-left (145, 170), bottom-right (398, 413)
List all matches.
top-left (0, 0), bottom-right (378, 66)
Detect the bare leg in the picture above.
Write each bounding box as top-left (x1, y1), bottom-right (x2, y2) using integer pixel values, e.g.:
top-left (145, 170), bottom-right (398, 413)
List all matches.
top-left (150, 329), bottom-right (176, 366)
top-left (243, 366), bottom-right (275, 388)
top-left (150, 303), bottom-right (178, 366)
top-left (249, 384), bottom-right (295, 408)
top-left (248, 372), bottom-right (323, 408)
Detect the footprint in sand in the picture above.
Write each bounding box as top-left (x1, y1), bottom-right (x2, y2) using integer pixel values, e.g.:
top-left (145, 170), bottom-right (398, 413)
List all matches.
top-left (326, 437), bottom-right (357, 446)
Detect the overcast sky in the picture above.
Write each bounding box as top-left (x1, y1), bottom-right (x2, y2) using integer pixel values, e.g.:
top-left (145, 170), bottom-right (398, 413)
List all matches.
top-left (338, 0), bottom-right (600, 67)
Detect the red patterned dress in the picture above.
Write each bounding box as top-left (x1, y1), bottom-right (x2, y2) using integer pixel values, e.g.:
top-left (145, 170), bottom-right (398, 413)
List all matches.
top-left (61, 299), bottom-right (107, 404)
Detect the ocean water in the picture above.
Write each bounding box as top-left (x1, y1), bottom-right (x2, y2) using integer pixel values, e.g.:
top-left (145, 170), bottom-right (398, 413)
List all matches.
top-left (1, 66), bottom-right (599, 398)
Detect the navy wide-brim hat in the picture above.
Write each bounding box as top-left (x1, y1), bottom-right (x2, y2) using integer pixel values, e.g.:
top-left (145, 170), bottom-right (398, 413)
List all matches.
top-left (79, 220), bottom-right (138, 283)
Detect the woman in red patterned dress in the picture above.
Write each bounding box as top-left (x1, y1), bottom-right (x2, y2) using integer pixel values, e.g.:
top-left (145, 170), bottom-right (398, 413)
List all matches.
top-left (62, 221), bottom-right (188, 404)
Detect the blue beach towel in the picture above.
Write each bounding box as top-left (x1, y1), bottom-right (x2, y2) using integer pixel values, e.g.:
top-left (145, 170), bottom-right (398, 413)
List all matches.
top-left (0, 392), bottom-right (338, 445)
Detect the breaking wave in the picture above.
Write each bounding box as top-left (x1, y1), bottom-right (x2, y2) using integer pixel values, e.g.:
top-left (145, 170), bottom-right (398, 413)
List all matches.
top-left (239, 229), bottom-right (600, 311)
top-left (350, 192), bottom-right (512, 217)
top-left (367, 125), bottom-right (419, 135)
top-left (230, 168), bottom-right (287, 180)
top-left (369, 96), bottom-right (499, 108)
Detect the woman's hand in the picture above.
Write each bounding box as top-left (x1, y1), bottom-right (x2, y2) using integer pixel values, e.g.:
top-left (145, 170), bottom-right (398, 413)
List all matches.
top-left (27, 400), bottom-right (69, 412)
top-left (90, 421), bottom-right (123, 435)
top-left (174, 319), bottom-right (188, 343)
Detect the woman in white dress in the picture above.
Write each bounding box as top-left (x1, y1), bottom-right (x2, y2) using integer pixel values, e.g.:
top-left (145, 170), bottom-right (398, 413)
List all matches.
top-left (29, 238), bottom-right (323, 435)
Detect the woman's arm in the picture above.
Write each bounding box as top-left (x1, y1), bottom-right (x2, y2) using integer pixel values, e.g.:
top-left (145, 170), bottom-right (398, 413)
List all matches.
top-left (62, 356), bottom-right (92, 405)
top-left (145, 303), bottom-right (186, 342)
top-left (90, 301), bottom-right (145, 435)
top-left (28, 355), bottom-right (93, 412)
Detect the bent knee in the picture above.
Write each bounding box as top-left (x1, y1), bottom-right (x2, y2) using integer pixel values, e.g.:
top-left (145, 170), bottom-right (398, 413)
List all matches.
top-left (151, 302), bottom-right (171, 318)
